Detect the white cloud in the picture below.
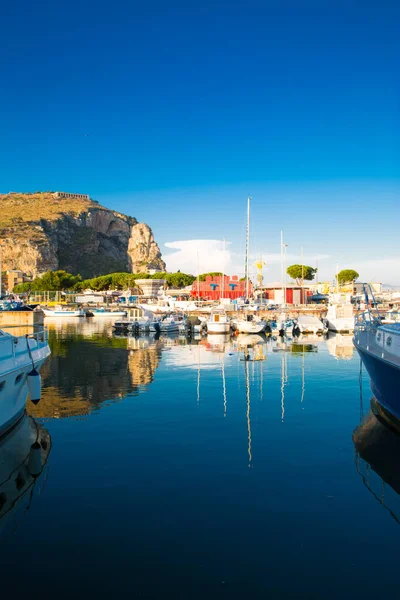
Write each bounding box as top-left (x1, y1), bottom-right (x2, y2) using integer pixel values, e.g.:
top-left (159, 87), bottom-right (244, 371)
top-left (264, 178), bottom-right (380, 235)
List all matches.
top-left (164, 240), bottom-right (234, 275)
top-left (163, 239), bottom-right (400, 287)
top-left (164, 239), bottom-right (332, 281)
top-left (355, 258), bottom-right (400, 286)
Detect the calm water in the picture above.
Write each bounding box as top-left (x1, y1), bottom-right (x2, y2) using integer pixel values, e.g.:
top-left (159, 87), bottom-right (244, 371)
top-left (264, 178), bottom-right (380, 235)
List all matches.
top-left (1, 319), bottom-right (400, 598)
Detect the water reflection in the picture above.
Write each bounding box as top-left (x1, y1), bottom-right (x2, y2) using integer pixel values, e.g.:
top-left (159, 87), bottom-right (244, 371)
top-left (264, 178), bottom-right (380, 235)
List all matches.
top-left (29, 320), bottom-right (162, 419)
top-left (326, 333), bottom-right (354, 360)
top-left (0, 415), bottom-right (51, 537)
top-left (353, 400), bottom-right (400, 524)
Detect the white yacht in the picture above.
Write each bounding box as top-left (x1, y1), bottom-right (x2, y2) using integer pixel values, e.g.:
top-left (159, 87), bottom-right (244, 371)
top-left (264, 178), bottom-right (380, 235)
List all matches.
top-left (0, 326), bottom-right (51, 436)
top-left (324, 294), bottom-right (354, 332)
top-left (207, 309), bottom-right (231, 334)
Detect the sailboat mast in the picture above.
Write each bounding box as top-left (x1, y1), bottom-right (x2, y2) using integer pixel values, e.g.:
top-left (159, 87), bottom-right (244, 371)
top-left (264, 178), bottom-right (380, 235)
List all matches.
top-left (221, 238), bottom-right (225, 300)
top-left (245, 197), bottom-right (250, 300)
top-left (197, 248), bottom-right (200, 299)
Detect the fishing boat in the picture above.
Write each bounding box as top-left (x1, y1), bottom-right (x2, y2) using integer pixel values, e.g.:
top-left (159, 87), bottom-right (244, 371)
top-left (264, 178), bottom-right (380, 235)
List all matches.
top-left (207, 309), bottom-right (231, 334)
top-left (113, 306), bottom-right (160, 333)
top-left (0, 414), bottom-right (51, 535)
top-left (159, 314), bottom-right (186, 333)
top-left (43, 307), bottom-right (85, 318)
top-left (0, 326), bottom-right (50, 436)
top-left (89, 308), bottom-right (127, 318)
top-left (354, 284), bottom-right (400, 421)
top-left (324, 294), bottom-right (354, 332)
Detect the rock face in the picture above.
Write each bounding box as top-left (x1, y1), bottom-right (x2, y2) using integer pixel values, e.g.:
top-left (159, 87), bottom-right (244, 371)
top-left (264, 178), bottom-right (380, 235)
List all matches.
top-left (0, 192), bottom-right (165, 278)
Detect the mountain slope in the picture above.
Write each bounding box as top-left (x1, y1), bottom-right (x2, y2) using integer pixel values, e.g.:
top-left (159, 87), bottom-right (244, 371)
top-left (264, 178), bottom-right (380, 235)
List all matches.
top-left (0, 192), bottom-right (165, 277)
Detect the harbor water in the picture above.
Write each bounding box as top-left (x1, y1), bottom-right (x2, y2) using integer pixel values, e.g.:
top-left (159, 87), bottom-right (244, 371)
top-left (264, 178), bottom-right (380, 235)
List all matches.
top-left (2, 319), bottom-right (400, 598)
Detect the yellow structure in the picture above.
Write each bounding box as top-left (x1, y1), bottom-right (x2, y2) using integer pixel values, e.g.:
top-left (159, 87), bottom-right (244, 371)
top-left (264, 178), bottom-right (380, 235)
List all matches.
top-left (254, 259), bottom-right (266, 287)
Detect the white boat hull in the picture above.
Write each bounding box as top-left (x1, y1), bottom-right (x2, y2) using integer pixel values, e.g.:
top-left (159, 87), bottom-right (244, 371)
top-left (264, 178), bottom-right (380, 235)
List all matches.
top-left (234, 320), bottom-right (266, 334)
top-left (91, 311), bottom-right (127, 318)
top-left (207, 322), bottom-right (231, 334)
top-left (0, 334), bottom-right (51, 436)
top-left (43, 309), bottom-right (84, 317)
top-left (326, 317), bottom-right (354, 333)
top-left (296, 316), bottom-right (325, 335)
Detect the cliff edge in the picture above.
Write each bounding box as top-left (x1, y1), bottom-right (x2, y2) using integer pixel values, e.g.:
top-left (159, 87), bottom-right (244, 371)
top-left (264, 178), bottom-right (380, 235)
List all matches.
top-left (0, 192), bottom-right (165, 278)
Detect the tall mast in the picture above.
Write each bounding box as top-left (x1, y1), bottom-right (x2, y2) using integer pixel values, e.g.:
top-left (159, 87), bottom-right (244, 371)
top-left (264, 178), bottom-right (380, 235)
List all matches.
top-left (221, 238), bottom-right (225, 300)
top-left (245, 197), bottom-right (250, 300)
top-left (196, 248), bottom-right (200, 299)
top-left (280, 230), bottom-right (284, 304)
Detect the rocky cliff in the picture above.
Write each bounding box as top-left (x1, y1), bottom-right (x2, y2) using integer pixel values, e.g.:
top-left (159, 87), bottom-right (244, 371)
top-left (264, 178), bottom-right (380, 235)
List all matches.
top-left (0, 192), bottom-right (165, 278)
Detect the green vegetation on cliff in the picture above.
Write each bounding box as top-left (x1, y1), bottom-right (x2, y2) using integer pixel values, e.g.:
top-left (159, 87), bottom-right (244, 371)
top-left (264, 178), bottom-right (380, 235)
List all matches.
top-left (13, 270), bottom-right (195, 292)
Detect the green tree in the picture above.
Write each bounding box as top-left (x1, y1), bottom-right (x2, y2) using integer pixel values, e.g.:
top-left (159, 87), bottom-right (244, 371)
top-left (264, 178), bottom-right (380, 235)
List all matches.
top-left (336, 269), bottom-right (359, 286)
top-left (286, 264), bottom-right (317, 286)
top-left (198, 272), bottom-right (223, 282)
top-left (165, 272), bottom-right (195, 288)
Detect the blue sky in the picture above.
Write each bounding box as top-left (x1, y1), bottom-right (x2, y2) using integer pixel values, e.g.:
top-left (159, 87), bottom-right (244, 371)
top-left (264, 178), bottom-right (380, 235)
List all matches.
top-left (1, 0), bottom-right (399, 282)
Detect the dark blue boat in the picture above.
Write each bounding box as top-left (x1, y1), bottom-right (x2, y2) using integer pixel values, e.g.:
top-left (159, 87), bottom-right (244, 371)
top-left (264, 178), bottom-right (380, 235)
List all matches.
top-left (354, 285), bottom-right (400, 421)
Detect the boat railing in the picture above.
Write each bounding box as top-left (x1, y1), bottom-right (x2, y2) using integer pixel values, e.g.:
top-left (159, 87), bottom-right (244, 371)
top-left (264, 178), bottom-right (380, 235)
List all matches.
top-left (354, 283), bottom-right (383, 332)
top-left (0, 325), bottom-right (48, 345)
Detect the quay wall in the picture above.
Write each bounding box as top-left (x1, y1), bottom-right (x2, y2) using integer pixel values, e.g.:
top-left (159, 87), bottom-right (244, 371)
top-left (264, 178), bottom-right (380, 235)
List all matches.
top-left (0, 310), bottom-right (44, 328)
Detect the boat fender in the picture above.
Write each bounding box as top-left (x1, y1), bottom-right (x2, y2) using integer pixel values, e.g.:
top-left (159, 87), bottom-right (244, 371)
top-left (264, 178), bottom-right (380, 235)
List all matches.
top-left (27, 441), bottom-right (43, 478)
top-left (27, 369), bottom-right (41, 404)
top-left (279, 329), bottom-right (285, 337)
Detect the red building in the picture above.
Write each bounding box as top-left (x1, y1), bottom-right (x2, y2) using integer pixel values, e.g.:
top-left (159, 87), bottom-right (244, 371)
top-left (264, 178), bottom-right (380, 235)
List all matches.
top-left (191, 275), bottom-right (252, 300)
top-left (261, 285), bottom-right (308, 305)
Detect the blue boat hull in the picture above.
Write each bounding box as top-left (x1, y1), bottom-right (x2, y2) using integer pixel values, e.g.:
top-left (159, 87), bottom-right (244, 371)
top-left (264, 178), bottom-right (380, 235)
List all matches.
top-left (356, 344), bottom-right (400, 420)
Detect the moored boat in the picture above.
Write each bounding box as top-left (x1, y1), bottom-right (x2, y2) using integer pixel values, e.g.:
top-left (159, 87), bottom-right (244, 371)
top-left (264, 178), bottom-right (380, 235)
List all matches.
top-left (232, 313), bottom-right (266, 334)
top-left (113, 306), bottom-right (160, 333)
top-left (354, 284), bottom-right (400, 421)
top-left (89, 308), bottom-right (127, 318)
top-left (207, 309), bottom-right (231, 334)
top-left (43, 307), bottom-right (85, 318)
top-left (0, 326), bottom-right (51, 436)
top-left (324, 294), bottom-right (354, 332)
top-left (295, 315), bottom-right (325, 335)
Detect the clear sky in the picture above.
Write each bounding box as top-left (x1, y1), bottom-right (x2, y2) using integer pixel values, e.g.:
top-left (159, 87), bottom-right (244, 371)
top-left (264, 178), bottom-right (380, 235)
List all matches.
top-left (1, 1), bottom-right (399, 283)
